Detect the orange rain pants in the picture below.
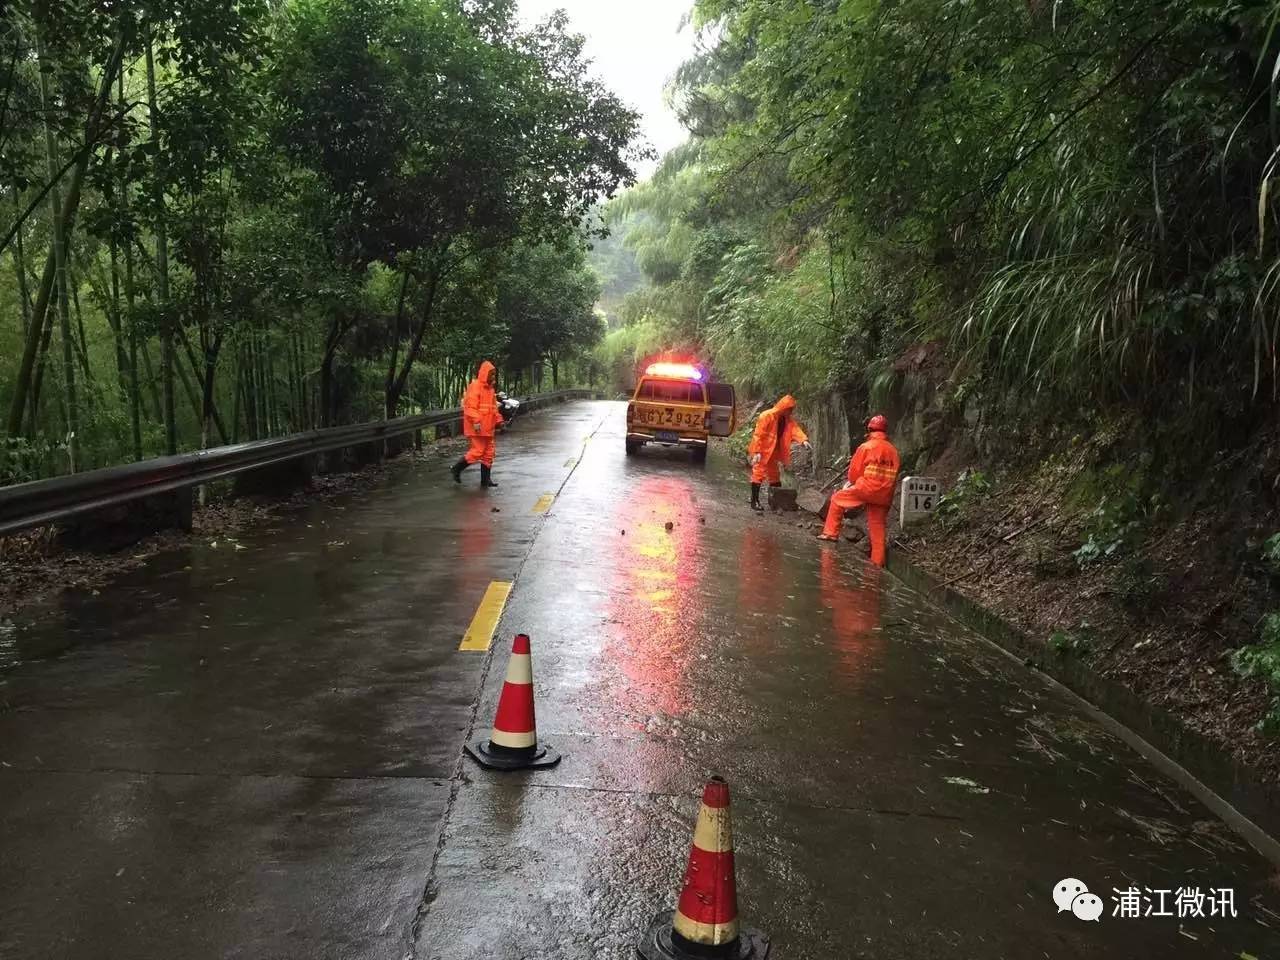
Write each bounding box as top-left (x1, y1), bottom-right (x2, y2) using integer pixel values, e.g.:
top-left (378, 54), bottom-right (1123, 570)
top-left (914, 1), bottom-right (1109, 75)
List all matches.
top-left (823, 494), bottom-right (890, 567)
top-left (750, 458), bottom-right (782, 485)
top-left (464, 436), bottom-right (496, 467)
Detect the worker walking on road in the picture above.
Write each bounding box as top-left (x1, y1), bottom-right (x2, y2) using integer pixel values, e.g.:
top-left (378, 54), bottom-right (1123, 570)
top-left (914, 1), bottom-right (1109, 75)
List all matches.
top-left (817, 414), bottom-right (900, 566)
top-left (748, 394), bottom-right (810, 511)
top-left (451, 360), bottom-right (505, 488)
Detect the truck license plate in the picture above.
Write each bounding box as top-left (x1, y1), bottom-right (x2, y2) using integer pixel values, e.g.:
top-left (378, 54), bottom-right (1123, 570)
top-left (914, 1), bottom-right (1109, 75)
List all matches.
top-left (656, 430), bottom-right (679, 443)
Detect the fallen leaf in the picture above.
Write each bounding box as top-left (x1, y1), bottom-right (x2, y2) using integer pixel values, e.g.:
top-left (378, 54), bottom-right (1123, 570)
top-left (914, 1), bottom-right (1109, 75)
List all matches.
top-left (943, 776), bottom-right (990, 795)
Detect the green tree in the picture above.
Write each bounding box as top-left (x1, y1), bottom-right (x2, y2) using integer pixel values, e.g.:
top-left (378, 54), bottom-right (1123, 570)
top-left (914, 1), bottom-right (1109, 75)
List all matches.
top-left (501, 238), bottom-right (603, 388)
top-left (1, 0), bottom-right (641, 480)
top-left (273, 0), bottom-right (641, 420)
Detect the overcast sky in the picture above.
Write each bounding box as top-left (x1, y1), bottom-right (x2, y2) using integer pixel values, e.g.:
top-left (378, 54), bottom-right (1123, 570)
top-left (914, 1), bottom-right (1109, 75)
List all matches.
top-left (518, 0), bottom-right (697, 178)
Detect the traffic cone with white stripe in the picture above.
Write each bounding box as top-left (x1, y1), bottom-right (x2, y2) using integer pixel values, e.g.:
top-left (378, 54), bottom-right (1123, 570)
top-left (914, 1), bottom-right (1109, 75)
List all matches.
top-left (465, 633), bottom-right (560, 770)
top-left (638, 776), bottom-right (769, 959)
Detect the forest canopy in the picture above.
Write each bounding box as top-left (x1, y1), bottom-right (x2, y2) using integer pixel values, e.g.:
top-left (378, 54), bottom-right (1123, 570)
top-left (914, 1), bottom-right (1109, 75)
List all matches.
top-left (597, 0), bottom-right (1280, 455)
top-left (0, 0), bottom-right (643, 482)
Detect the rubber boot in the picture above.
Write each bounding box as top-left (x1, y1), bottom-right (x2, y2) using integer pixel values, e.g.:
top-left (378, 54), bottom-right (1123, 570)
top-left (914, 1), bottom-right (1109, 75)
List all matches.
top-left (481, 464), bottom-right (499, 488)
top-left (750, 483), bottom-right (763, 511)
top-left (451, 458), bottom-right (470, 484)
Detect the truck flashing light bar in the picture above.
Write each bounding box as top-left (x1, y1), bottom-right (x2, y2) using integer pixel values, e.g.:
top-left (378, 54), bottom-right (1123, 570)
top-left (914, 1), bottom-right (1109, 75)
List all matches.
top-left (645, 362), bottom-right (704, 381)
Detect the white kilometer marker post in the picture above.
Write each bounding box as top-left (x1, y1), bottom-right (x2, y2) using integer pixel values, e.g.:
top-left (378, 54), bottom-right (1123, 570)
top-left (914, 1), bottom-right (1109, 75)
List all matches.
top-left (900, 476), bottom-right (941, 528)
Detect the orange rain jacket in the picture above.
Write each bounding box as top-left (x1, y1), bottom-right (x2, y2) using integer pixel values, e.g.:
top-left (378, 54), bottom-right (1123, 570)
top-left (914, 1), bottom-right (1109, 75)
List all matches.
top-left (462, 360), bottom-right (504, 438)
top-left (748, 395), bottom-right (809, 465)
top-left (847, 431), bottom-right (901, 507)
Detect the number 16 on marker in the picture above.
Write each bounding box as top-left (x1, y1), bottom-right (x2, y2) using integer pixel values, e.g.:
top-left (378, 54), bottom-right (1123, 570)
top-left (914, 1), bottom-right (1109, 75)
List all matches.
top-left (900, 476), bottom-right (941, 526)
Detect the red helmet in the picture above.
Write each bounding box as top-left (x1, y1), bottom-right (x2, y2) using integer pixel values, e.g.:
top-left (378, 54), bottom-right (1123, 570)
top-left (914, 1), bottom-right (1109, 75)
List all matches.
top-left (867, 414), bottom-right (888, 433)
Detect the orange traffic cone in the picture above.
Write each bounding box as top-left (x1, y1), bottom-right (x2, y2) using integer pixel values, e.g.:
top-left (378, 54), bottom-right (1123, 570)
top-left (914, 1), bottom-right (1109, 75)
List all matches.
top-left (638, 776), bottom-right (769, 959)
top-left (465, 633), bottom-right (560, 770)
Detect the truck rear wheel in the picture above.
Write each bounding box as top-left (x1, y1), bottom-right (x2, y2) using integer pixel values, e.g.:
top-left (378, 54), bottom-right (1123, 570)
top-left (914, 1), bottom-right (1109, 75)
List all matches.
top-left (625, 439), bottom-right (640, 456)
top-left (692, 444), bottom-right (708, 464)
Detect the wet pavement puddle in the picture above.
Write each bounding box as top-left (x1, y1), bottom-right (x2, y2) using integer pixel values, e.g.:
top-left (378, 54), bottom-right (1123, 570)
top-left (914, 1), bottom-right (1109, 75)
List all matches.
top-left (3, 403), bottom-right (1280, 960)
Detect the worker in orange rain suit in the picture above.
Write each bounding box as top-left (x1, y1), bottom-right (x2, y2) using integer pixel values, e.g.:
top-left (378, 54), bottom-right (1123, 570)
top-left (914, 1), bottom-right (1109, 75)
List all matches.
top-left (817, 414), bottom-right (900, 566)
top-left (450, 360), bottom-right (505, 488)
top-left (747, 394), bottom-right (811, 512)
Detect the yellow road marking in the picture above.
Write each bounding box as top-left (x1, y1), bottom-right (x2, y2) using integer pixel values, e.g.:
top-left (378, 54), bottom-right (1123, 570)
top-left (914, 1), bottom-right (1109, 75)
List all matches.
top-left (459, 581), bottom-right (513, 651)
top-left (532, 493), bottom-right (555, 514)
top-left (564, 457), bottom-right (577, 468)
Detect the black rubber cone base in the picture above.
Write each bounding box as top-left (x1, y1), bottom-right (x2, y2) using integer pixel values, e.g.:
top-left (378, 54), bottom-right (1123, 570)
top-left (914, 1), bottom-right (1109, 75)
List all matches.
top-left (465, 738), bottom-right (561, 771)
top-left (637, 911), bottom-right (769, 960)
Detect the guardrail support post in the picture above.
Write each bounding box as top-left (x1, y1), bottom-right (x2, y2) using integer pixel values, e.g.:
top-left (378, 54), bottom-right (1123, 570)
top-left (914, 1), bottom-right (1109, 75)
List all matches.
top-left (351, 440), bottom-right (384, 468)
top-left (55, 488), bottom-right (193, 551)
top-left (234, 454), bottom-right (316, 498)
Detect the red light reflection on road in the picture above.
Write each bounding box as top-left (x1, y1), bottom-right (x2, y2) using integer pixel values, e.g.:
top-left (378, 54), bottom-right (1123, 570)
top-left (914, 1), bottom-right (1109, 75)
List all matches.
top-left (603, 476), bottom-right (704, 725)
top-left (454, 493), bottom-right (499, 600)
top-left (820, 550), bottom-right (885, 681)
top-left (737, 524), bottom-right (785, 619)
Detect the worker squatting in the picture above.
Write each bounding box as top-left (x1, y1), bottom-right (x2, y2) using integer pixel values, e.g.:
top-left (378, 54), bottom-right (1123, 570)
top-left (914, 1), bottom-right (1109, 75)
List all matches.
top-left (749, 397), bottom-right (901, 567)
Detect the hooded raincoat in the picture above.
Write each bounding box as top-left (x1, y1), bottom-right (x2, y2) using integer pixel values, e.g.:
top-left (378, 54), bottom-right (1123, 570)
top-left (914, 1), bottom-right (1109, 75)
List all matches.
top-left (748, 395), bottom-right (809, 484)
top-left (462, 360), bottom-right (503, 466)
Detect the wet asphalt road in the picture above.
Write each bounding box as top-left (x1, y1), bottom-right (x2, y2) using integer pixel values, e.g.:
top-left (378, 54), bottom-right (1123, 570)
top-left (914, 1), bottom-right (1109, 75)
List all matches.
top-left (2, 400), bottom-right (1279, 960)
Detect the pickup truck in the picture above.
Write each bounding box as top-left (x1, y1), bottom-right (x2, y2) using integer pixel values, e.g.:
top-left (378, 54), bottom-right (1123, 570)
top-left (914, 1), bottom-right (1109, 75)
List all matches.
top-left (624, 362), bottom-right (737, 463)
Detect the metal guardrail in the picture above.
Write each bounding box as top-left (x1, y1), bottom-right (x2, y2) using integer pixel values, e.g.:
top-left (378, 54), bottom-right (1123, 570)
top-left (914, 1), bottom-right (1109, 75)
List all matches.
top-left (0, 389), bottom-right (596, 537)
